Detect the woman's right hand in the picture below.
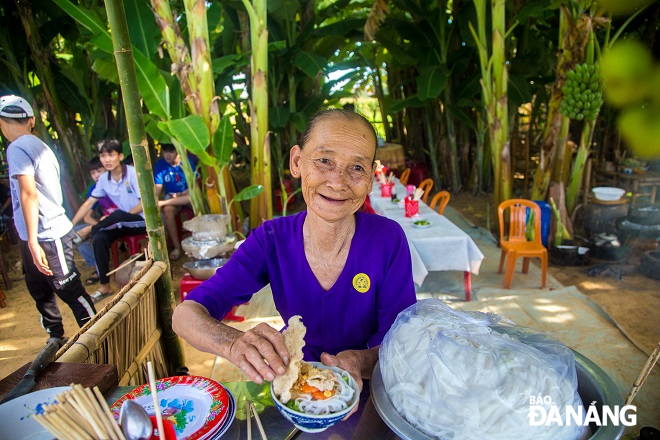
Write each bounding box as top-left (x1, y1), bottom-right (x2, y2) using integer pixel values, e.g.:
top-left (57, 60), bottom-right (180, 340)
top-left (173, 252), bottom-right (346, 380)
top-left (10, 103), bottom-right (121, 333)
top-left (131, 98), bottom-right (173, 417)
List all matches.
top-left (223, 323), bottom-right (290, 384)
top-left (172, 302), bottom-right (290, 384)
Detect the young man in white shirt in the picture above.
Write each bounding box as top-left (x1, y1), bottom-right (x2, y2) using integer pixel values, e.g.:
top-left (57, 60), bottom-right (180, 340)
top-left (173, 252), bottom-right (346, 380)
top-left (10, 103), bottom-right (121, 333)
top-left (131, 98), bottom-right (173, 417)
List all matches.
top-left (71, 139), bottom-right (146, 302)
top-left (0, 95), bottom-right (95, 346)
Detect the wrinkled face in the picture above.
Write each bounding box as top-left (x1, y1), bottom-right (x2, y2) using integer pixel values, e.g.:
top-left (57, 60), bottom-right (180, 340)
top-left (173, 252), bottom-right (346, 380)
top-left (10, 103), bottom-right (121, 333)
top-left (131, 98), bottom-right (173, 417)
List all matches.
top-left (290, 117), bottom-right (375, 223)
top-left (162, 150), bottom-right (179, 166)
top-left (100, 150), bottom-right (123, 171)
top-left (89, 167), bottom-right (105, 182)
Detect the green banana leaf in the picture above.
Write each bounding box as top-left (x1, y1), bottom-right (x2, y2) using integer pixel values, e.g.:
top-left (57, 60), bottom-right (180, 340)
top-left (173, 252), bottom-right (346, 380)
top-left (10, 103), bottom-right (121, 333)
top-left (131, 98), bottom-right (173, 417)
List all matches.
top-left (53, 0), bottom-right (169, 120)
top-left (417, 65), bottom-right (449, 101)
top-left (212, 115), bottom-right (234, 167)
top-left (234, 185), bottom-right (264, 202)
top-left (294, 50), bottom-right (327, 78)
top-left (157, 117), bottom-right (216, 167)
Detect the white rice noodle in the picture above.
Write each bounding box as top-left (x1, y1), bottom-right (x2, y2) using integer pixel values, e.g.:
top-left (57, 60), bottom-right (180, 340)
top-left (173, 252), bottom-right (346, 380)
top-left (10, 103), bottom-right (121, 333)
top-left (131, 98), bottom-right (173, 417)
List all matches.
top-left (380, 299), bottom-right (590, 440)
top-left (295, 371), bottom-right (355, 415)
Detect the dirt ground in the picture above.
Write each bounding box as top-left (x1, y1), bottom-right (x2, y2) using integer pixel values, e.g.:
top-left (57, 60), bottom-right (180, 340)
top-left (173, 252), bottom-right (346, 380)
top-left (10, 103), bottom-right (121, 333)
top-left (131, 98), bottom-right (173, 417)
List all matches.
top-left (1, 193), bottom-right (658, 382)
top-left (451, 193), bottom-right (660, 356)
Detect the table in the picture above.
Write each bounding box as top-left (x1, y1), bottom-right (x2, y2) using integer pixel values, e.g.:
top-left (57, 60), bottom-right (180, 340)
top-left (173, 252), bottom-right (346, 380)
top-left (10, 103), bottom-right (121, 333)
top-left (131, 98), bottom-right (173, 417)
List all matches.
top-left (598, 170), bottom-right (660, 204)
top-left (105, 380), bottom-right (400, 440)
top-left (370, 180), bottom-right (484, 301)
top-left (0, 362), bottom-right (118, 402)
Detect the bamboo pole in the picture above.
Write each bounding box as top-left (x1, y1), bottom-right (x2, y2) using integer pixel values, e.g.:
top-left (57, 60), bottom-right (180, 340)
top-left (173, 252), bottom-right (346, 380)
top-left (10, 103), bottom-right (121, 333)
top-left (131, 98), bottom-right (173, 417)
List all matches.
top-left (104, 0), bottom-right (185, 374)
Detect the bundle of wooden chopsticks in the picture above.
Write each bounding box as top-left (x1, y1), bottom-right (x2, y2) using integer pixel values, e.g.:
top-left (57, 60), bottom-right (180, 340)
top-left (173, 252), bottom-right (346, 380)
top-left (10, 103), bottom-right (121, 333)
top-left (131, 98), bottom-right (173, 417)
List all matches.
top-left (412, 187), bottom-right (424, 201)
top-left (377, 172), bottom-right (395, 186)
top-left (34, 384), bottom-right (126, 440)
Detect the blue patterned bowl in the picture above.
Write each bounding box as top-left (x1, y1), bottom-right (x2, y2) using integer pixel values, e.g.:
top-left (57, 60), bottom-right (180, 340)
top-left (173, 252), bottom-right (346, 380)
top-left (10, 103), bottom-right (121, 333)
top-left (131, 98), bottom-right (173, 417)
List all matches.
top-left (270, 362), bottom-right (360, 433)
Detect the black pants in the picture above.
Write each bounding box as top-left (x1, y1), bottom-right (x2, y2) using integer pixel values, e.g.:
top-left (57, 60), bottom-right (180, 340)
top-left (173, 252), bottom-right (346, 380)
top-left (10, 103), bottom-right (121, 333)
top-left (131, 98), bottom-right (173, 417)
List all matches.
top-left (90, 210), bottom-right (146, 284)
top-left (20, 229), bottom-right (96, 339)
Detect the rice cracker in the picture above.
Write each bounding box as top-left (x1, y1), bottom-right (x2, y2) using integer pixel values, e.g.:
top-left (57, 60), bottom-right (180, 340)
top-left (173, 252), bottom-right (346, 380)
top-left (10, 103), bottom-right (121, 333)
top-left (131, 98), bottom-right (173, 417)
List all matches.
top-left (273, 315), bottom-right (306, 403)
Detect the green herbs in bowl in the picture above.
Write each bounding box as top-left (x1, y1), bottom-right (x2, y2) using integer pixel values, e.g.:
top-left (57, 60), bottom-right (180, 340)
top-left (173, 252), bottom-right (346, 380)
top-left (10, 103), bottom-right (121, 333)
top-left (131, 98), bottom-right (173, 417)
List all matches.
top-left (413, 219), bottom-right (431, 228)
top-left (392, 198), bottom-right (401, 203)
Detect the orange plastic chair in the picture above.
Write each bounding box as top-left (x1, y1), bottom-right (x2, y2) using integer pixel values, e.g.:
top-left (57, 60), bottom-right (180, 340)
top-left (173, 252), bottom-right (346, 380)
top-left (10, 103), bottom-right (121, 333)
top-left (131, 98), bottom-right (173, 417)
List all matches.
top-left (429, 191), bottom-right (451, 215)
top-left (498, 199), bottom-right (547, 289)
top-left (417, 179), bottom-right (434, 204)
top-left (399, 168), bottom-right (411, 185)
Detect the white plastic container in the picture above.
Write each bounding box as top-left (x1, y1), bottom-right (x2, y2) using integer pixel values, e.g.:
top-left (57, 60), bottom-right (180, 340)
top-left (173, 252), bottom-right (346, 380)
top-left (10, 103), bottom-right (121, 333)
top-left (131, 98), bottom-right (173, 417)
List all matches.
top-left (592, 187), bottom-right (625, 201)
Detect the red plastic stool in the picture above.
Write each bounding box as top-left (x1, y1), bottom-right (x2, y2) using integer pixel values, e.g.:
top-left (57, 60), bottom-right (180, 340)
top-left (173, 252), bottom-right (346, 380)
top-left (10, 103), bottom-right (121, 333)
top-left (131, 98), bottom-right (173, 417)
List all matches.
top-left (111, 233), bottom-right (149, 269)
top-left (179, 273), bottom-right (245, 322)
top-left (175, 206), bottom-right (195, 243)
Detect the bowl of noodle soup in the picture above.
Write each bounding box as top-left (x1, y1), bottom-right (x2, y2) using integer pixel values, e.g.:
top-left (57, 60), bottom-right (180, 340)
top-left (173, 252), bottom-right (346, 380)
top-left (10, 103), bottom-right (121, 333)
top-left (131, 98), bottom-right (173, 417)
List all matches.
top-left (270, 362), bottom-right (360, 433)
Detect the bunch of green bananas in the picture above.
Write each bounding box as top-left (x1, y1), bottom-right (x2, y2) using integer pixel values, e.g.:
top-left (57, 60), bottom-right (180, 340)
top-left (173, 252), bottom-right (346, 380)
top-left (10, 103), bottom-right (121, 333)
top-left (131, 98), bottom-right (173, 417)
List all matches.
top-left (560, 63), bottom-right (603, 121)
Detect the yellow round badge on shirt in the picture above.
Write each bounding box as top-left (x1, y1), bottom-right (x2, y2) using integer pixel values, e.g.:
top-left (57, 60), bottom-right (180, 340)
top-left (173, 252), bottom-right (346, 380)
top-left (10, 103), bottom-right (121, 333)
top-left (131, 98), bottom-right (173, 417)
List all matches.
top-left (353, 273), bottom-right (370, 293)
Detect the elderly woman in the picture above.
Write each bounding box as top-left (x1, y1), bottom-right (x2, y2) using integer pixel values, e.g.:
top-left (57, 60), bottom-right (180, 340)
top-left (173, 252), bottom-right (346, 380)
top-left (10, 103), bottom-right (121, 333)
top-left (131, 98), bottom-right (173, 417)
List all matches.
top-left (172, 109), bottom-right (416, 414)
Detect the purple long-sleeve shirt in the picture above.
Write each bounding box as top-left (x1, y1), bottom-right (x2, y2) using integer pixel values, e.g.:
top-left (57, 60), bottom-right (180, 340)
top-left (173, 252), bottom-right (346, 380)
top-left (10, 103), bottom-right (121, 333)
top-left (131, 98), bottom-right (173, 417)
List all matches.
top-left (185, 211), bottom-right (416, 361)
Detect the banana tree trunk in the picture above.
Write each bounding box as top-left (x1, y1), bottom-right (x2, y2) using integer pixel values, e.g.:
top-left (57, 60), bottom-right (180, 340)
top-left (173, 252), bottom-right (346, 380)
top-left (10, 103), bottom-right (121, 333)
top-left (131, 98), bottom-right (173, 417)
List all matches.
top-left (185, 0), bottom-right (230, 222)
top-left (530, 7), bottom-right (577, 200)
top-left (150, 0), bottom-right (209, 217)
top-left (242, 0), bottom-right (272, 228)
top-left (566, 119), bottom-right (595, 215)
top-left (373, 64), bottom-right (392, 141)
top-left (472, 111), bottom-right (487, 194)
top-left (532, 104), bottom-right (571, 199)
top-left (150, 0), bottom-right (198, 116)
top-left (184, 0), bottom-right (219, 134)
top-left (471, 0), bottom-right (511, 206)
top-left (490, 0), bottom-right (512, 205)
top-left (424, 109), bottom-right (442, 188)
top-left (551, 117), bottom-right (573, 185)
top-left (443, 88), bottom-right (461, 191)
top-left (104, 0), bottom-right (184, 374)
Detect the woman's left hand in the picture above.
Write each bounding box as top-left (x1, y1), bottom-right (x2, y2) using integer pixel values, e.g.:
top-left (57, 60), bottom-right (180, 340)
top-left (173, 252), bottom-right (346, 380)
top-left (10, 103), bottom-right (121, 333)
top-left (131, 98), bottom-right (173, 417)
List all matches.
top-left (320, 350), bottom-right (364, 420)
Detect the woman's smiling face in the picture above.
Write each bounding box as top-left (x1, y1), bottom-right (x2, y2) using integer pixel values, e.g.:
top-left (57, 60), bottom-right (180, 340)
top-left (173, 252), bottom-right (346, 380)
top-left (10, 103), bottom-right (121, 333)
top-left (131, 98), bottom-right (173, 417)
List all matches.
top-left (290, 115), bottom-right (376, 223)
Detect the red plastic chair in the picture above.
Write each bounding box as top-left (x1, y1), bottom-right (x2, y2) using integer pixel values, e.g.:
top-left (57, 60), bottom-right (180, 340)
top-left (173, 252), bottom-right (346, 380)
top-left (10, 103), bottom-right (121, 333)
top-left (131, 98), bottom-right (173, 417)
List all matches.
top-left (175, 206), bottom-right (195, 242)
top-left (497, 199), bottom-right (547, 289)
top-left (111, 233), bottom-right (149, 269)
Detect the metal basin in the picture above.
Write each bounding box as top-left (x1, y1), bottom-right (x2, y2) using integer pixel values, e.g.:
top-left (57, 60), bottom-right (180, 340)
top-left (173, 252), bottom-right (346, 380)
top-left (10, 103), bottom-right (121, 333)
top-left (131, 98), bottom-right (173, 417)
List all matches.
top-left (371, 350), bottom-right (624, 440)
top-left (182, 258), bottom-right (229, 280)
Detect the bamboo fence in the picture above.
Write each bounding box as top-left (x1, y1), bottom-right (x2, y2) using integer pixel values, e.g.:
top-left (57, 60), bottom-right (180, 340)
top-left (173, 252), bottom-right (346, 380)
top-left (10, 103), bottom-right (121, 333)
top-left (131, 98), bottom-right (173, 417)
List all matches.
top-left (55, 260), bottom-right (170, 385)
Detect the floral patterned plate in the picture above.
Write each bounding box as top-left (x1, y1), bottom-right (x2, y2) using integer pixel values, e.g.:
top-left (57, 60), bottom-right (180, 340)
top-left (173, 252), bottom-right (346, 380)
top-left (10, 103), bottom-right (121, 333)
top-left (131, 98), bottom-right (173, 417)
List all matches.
top-left (201, 385), bottom-right (235, 440)
top-left (110, 376), bottom-right (229, 440)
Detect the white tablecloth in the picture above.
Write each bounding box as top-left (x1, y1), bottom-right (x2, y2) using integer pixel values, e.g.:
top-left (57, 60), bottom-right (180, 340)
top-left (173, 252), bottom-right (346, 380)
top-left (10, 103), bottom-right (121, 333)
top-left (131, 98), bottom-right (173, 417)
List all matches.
top-left (370, 180), bottom-right (485, 285)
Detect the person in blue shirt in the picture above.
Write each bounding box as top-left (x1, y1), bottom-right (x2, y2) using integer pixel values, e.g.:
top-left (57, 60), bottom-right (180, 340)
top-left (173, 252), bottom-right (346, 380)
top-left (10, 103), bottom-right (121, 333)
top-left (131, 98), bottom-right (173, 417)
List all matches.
top-left (154, 144), bottom-right (197, 260)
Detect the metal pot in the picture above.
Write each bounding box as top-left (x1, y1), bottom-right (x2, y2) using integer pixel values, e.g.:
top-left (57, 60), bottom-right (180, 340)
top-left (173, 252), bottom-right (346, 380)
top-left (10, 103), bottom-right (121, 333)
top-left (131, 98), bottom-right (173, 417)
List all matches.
top-left (182, 258), bottom-right (229, 280)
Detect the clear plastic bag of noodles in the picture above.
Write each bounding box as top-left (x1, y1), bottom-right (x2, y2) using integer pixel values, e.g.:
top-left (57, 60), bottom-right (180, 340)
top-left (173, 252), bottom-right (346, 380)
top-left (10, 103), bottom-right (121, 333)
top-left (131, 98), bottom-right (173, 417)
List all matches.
top-left (379, 299), bottom-right (590, 440)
